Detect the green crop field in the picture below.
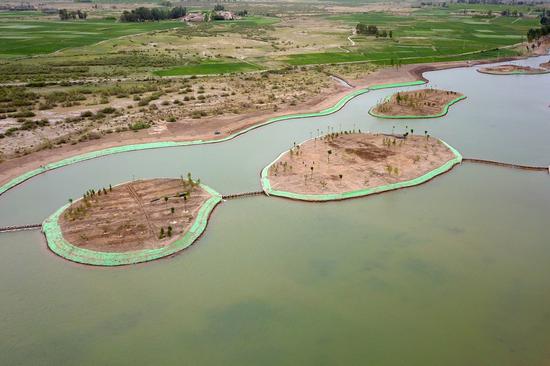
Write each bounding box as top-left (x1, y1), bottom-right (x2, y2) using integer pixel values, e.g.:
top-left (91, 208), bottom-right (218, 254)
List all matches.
top-left (154, 62), bottom-right (263, 76)
top-left (0, 19), bottom-right (187, 57)
top-left (282, 10), bottom-right (538, 66)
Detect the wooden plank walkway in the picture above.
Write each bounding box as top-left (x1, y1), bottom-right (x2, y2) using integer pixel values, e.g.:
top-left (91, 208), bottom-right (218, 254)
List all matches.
top-left (0, 224), bottom-right (42, 233)
top-left (462, 158), bottom-right (549, 172)
top-left (222, 191), bottom-right (265, 200)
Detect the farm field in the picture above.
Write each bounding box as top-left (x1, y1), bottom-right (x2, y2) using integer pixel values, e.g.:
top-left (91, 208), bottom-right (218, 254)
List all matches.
top-left (154, 62), bottom-right (263, 76)
top-left (0, 19), bottom-right (188, 57)
top-left (282, 10), bottom-right (538, 65)
top-left (0, 7), bottom-right (540, 76)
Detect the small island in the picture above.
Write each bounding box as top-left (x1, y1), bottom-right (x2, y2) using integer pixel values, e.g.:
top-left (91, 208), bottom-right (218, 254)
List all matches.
top-left (477, 64), bottom-right (550, 75)
top-left (261, 132), bottom-right (461, 201)
top-left (43, 176), bottom-right (221, 265)
top-left (369, 89), bottom-right (465, 119)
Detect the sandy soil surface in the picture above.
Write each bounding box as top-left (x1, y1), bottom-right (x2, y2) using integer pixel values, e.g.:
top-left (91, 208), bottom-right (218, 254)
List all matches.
top-left (478, 64), bottom-right (549, 74)
top-left (371, 89), bottom-right (464, 117)
top-left (540, 60), bottom-right (550, 69)
top-left (0, 57), bottom-right (534, 190)
top-left (59, 178), bottom-right (210, 252)
top-left (267, 133), bottom-right (455, 195)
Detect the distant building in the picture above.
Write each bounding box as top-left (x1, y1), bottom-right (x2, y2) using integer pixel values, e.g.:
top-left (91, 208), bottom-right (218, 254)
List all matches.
top-left (182, 12), bottom-right (205, 22)
top-left (213, 11), bottom-right (239, 21)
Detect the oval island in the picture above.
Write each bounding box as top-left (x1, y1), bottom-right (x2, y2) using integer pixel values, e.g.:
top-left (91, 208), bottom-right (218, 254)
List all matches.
top-left (261, 132), bottom-right (462, 201)
top-left (42, 177), bottom-right (221, 266)
top-left (477, 64), bottom-right (550, 75)
top-left (368, 89), bottom-right (465, 119)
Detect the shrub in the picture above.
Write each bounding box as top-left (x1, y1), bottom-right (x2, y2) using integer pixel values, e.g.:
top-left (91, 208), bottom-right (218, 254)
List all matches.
top-left (128, 121), bottom-right (150, 131)
top-left (100, 107), bottom-right (116, 114)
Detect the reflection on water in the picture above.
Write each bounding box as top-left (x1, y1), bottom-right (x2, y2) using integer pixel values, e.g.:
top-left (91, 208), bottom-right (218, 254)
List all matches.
top-left (0, 55), bottom-right (549, 365)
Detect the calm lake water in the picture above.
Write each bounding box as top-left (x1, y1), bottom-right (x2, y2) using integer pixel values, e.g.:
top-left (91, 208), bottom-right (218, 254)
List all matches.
top-left (0, 55), bottom-right (549, 365)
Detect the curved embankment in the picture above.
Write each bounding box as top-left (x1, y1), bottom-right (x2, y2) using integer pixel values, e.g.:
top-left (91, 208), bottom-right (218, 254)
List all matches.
top-left (261, 140), bottom-right (462, 202)
top-left (42, 184), bottom-right (222, 266)
top-left (0, 80), bottom-right (425, 198)
top-left (368, 95), bottom-right (466, 119)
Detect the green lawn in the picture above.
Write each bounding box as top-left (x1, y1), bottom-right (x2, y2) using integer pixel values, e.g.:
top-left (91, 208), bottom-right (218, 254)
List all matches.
top-left (154, 62), bottom-right (263, 76)
top-left (0, 19), bottom-right (188, 57)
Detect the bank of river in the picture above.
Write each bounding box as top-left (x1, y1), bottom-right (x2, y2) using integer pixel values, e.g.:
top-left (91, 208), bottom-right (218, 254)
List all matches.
top-left (0, 54), bottom-right (549, 365)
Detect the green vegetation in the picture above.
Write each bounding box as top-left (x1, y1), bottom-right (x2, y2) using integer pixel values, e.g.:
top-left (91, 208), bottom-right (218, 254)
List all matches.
top-left (0, 19), bottom-right (187, 56)
top-left (119, 6), bottom-right (186, 22)
top-left (154, 62), bottom-right (263, 76)
top-left (283, 10), bottom-right (538, 66)
top-left (284, 52), bottom-right (372, 65)
top-left (527, 24), bottom-right (550, 42)
top-left (129, 121), bottom-right (150, 131)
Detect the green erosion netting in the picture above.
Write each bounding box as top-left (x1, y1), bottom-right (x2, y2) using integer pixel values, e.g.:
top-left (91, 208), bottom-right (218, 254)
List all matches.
top-left (42, 184), bottom-right (222, 266)
top-left (368, 95), bottom-right (467, 119)
top-left (261, 140), bottom-right (462, 202)
top-left (0, 80), bottom-right (425, 197)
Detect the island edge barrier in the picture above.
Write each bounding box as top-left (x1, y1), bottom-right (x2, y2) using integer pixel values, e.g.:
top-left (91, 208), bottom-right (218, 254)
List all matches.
top-left (42, 183), bottom-right (222, 266)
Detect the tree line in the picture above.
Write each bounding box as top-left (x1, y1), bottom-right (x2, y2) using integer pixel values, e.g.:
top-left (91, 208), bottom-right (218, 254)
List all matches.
top-left (356, 23), bottom-right (393, 38)
top-left (119, 6), bottom-right (187, 22)
top-left (527, 24), bottom-right (549, 42)
top-left (58, 9), bottom-right (87, 20)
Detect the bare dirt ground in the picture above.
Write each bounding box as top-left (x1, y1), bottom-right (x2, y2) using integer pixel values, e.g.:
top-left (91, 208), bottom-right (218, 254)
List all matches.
top-left (371, 89), bottom-right (464, 117)
top-left (267, 133), bottom-right (455, 195)
top-left (478, 64), bottom-right (549, 74)
top-left (540, 60), bottom-right (550, 69)
top-left (59, 178), bottom-right (210, 252)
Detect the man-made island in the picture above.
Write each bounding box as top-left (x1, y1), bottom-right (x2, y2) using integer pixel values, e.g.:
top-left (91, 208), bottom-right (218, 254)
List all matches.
top-left (43, 177), bottom-right (221, 265)
top-left (477, 64), bottom-right (550, 75)
top-left (262, 132), bottom-right (461, 201)
top-left (369, 89), bottom-right (465, 119)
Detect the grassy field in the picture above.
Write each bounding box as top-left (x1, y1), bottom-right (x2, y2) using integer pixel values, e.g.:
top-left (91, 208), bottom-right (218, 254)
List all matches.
top-left (282, 9), bottom-right (538, 65)
top-left (154, 62), bottom-right (263, 76)
top-left (0, 19), bottom-right (187, 57)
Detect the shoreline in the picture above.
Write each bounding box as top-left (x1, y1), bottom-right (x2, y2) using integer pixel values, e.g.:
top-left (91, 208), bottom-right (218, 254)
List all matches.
top-left (0, 53), bottom-right (545, 196)
top-left (0, 80), bottom-right (425, 196)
